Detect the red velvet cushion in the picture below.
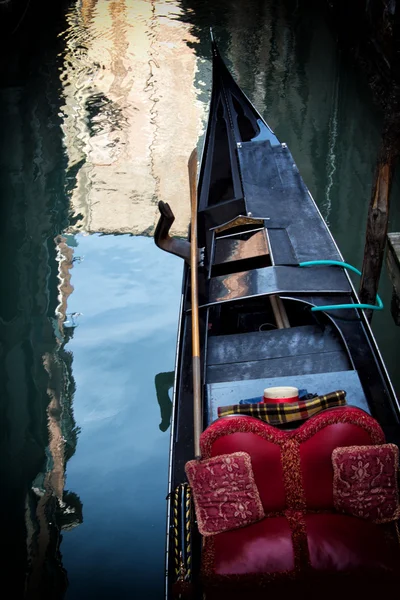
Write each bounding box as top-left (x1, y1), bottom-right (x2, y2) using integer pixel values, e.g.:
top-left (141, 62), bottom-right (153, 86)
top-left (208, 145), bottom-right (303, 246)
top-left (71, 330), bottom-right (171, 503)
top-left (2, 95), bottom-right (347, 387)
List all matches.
top-left (185, 452), bottom-right (264, 536)
top-left (332, 444), bottom-right (400, 522)
top-left (199, 409), bottom-right (396, 586)
top-left (203, 513), bottom-right (400, 580)
top-left (203, 517), bottom-right (294, 576)
top-left (306, 513), bottom-right (400, 572)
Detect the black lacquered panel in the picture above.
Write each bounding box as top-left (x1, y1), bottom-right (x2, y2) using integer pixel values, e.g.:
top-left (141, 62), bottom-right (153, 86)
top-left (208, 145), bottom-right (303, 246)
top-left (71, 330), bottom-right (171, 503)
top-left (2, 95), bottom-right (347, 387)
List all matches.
top-left (206, 265), bottom-right (351, 306)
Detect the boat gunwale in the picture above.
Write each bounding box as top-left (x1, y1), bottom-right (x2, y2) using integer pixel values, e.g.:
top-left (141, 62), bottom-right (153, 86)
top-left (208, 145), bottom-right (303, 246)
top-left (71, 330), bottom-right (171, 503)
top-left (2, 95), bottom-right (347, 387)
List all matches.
top-left (164, 277), bottom-right (186, 599)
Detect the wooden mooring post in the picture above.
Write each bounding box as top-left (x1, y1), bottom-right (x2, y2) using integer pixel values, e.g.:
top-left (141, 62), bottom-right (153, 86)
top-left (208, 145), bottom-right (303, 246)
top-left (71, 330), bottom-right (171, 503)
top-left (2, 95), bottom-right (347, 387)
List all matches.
top-left (359, 2), bottom-right (400, 321)
top-left (359, 160), bottom-right (394, 321)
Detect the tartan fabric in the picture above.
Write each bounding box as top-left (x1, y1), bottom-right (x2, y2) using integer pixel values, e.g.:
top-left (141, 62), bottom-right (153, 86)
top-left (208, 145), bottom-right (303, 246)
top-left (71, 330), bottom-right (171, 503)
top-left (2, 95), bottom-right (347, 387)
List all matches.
top-left (217, 390), bottom-right (346, 426)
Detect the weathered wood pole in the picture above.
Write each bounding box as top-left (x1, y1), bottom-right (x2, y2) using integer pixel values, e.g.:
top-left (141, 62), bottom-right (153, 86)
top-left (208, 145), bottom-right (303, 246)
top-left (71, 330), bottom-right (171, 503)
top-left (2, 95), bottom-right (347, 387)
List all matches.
top-left (359, 156), bottom-right (395, 320)
top-left (359, 4), bottom-right (400, 320)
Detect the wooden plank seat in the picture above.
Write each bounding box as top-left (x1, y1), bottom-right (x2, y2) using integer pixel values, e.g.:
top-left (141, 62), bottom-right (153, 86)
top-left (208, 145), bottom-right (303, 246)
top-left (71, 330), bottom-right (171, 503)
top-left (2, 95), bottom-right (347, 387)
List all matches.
top-left (199, 408), bottom-right (400, 597)
top-left (206, 325), bottom-right (352, 385)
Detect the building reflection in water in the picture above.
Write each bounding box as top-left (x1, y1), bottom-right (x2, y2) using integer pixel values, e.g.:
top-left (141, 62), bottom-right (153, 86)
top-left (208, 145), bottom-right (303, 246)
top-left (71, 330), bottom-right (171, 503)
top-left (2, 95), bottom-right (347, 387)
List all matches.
top-left (59, 0), bottom-right (205, 238)
top-left (22, 242), bottom-right (82, 598)
top-left (23, 236), bottom-right (83, 599)
top-left (0, 29), bottom-right (82, 595)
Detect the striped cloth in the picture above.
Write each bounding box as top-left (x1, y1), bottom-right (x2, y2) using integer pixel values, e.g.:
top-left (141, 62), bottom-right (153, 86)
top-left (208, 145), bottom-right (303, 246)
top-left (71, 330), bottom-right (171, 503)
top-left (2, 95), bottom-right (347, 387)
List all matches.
top-left (217, 390), bottom-right (347, 426)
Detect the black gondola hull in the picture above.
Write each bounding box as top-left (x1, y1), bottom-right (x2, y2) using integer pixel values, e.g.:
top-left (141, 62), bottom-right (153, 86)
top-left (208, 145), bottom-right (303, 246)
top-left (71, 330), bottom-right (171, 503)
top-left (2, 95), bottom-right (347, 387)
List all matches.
top-left (161, 37), bottom-right (400, 599)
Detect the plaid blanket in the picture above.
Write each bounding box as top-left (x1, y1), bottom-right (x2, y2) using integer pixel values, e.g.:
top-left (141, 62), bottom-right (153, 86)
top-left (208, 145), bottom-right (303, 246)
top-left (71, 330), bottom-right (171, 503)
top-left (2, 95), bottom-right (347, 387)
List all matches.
top-left (217, 390), bottom-right (347, 426)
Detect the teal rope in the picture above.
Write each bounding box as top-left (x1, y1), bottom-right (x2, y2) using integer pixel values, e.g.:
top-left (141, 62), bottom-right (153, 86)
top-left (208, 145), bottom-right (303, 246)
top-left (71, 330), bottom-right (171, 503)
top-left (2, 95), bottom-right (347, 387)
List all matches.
top-left (298, 260), bottom-right (383, 312)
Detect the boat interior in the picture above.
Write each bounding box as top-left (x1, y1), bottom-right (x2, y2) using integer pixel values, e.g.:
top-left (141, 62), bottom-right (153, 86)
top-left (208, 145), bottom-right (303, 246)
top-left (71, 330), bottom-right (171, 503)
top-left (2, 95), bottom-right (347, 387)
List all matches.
top-left (197, 209), bottom-right (397, 436)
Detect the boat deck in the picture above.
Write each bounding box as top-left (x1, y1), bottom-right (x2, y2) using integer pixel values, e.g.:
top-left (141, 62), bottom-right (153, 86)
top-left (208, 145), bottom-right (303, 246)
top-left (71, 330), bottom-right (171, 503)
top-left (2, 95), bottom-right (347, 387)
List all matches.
top-left (206, 325), bottom-right (351, 383)
top-left (205, 323), bottom-right (368, 425)
top-left (238, 140), bottom-right (341, 264)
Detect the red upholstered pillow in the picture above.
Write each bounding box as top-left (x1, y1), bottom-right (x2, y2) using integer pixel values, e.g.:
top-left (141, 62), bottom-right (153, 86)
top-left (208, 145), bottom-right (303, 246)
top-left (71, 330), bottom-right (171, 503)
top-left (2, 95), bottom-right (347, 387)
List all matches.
top-left (332, 444), bottom-right (400, 523)
top-left (185, 452), bottom-right (264, 536)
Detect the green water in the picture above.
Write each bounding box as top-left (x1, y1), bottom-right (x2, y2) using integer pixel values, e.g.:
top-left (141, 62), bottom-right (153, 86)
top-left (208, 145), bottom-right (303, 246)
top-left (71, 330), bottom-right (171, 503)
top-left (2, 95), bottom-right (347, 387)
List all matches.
top-left (1, 1), bottom-right (399, 598)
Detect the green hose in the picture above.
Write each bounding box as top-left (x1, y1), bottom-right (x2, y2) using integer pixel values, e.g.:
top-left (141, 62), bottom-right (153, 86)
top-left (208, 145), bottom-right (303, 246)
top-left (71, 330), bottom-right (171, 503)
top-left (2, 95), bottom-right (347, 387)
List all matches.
top-left (298, 260), bottom-right (383, 312)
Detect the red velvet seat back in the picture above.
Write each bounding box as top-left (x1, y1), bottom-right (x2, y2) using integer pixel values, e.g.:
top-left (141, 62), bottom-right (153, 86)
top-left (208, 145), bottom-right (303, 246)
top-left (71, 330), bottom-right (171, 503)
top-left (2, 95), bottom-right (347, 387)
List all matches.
top-left (200, 408), bottom-right (385, 513)
top-left (209, 431), bottom-right (286, 512)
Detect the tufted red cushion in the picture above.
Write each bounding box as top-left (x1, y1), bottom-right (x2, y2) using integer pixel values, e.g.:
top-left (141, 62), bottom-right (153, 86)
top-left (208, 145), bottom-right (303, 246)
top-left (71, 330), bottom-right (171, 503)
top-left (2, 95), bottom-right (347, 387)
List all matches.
top-left (203, 514), bottom-right (400, 593)
top-left (204, 514), bottom-right (399, 577)
top-left (207, 517), bottom-right (294, 576)
top-left (305, 513), bottom-right (399, 571)
top-left (201, 408), bottom-right (385, 513)
top-left (199, 408), bottom-right (400, 588)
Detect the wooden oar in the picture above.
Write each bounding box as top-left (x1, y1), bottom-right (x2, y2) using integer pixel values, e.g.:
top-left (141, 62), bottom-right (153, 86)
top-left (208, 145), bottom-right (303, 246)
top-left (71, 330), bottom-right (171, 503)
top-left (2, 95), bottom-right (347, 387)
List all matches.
top-left (188, 148), bottom-right (202, 460)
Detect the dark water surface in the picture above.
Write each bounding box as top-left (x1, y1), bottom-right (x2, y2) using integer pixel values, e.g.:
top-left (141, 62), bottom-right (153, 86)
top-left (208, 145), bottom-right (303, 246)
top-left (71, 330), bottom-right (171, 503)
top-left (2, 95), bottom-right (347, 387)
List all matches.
top-left (1, 1), bottom-right (400, 598)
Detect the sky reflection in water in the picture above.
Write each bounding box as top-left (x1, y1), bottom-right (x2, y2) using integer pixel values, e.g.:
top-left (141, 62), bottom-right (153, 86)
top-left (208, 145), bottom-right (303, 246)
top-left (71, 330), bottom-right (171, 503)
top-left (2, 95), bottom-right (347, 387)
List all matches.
top-left (61, 235), bottom-right (182, 599)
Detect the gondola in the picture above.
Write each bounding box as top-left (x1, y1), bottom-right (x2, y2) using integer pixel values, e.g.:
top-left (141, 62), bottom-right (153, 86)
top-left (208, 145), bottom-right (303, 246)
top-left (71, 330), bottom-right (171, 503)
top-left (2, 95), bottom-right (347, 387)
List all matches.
top-left (155, 35), bottom-right (400, 599)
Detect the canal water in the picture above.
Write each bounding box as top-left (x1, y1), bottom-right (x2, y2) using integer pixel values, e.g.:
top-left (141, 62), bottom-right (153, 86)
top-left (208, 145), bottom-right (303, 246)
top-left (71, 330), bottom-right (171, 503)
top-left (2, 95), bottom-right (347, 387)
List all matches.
top-left (1, 0), bottom-right (400, 598)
